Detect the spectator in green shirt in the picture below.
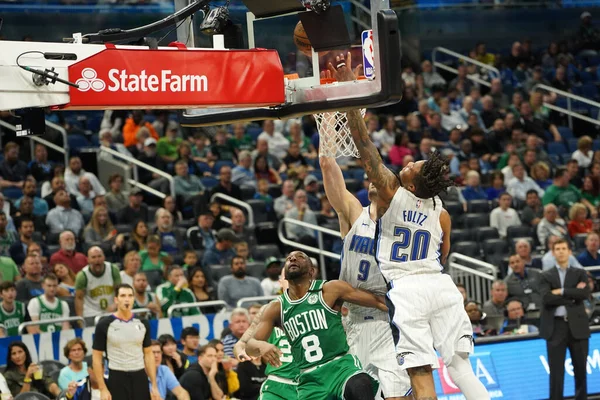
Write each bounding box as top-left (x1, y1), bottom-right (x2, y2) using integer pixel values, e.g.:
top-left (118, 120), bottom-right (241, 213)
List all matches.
top-left (156, 266), bottom-right (199, 317)
top-left (0, 256), bottom-right (20, 282)
top-left (228, 123), bottom-right (254, 153)
top-left (157, 121), bottom-right (182, 163)
top-left (191, 133), bottom-right (210, 164)
top-left (542, 167), bottom-right (597, 217)
top-left (139, 235), bottom-right (169, 272)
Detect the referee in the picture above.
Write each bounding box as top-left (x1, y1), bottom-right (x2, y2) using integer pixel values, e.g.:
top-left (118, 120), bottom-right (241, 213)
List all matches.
top-left (93, 283), bottom-right (160, 400)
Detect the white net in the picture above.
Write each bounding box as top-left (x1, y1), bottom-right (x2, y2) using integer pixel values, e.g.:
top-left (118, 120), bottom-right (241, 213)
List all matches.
top-left (315, 109), bottom-right (365, 159)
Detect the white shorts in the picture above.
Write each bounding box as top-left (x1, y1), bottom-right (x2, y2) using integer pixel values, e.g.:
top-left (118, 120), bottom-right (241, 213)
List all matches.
top-left (346, 318), bottom-right (412, 398)
top-left (387, 273), bottom-right (473, 371)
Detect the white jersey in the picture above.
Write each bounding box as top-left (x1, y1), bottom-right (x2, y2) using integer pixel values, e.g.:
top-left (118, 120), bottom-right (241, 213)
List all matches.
top-left (339, 206), bottom-right (388, 322)
top-left (377, 187), bottom-right (445, 282)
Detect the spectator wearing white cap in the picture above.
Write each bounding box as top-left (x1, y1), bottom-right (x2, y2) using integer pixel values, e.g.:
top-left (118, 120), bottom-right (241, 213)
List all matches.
top-left (137, 138), bottom-right (170, 193)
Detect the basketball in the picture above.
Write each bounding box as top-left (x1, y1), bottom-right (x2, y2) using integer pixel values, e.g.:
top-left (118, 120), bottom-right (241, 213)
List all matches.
top-left (293, 21), bottom-right (313, 58)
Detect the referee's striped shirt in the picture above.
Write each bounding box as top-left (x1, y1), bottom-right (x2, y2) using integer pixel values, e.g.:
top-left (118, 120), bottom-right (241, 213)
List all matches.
top-left (93, 315), bottom-right (151, 371)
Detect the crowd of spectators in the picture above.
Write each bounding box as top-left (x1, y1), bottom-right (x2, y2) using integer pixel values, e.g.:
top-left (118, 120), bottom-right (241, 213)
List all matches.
top-left (0, 309), bottom-right (266, 400)
top-left (1, 9), bottom-right (600, 399)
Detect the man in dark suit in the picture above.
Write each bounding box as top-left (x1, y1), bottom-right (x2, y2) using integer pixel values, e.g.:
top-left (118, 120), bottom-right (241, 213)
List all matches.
top-left (539, 238), bottom-right (590, 400)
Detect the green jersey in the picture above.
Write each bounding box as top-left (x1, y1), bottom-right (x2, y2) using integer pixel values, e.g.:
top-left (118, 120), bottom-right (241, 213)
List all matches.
top-left (265, 327), bottom-right (299, 380)
top-left (0, 302), bottom-right (26, 337)
top-left (35, 296), bottom-right (64, 332)
top-left (279, 280), bottom-right (349, 371)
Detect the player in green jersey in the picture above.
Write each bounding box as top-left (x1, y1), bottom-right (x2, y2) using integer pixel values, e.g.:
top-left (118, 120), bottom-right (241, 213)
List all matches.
top-left (235, 268), bottom-right (302, 400)
top-left (0, 281), bottom-right (27, 337)
top-left (244, 250), bottom-right (387, 400)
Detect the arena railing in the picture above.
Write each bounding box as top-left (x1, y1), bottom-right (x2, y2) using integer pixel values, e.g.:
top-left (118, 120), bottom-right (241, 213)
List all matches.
top-left (93, 308), bottom-right (152, 326)
top-left (0, 119), bottom-right (69, 167)
top-left (210, 193), bottom-right (255, 228)
top-left (532, 83), bottom-right (600, 131)
top-left (167, 300), bottom-right (228, 317)
top-left (447, 253), bottom-right (498, 305)
top-left (18, 316), bottom-right (86, 334)
top-left (98, 145), bottom-right (175, 199)
top-left (236, 296), bottom-right (277, 309)
top-left (431, 47), bottom-right (500, 88)
top-left (277, 218), bottom-right (340, 280)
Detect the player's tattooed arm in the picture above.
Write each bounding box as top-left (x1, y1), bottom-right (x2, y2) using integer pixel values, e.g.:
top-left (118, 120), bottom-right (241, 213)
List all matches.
top-left (234, 304), bottom-right (269, 361)
top-left (326, 52), bottom-right (400, 217)
top-left (245, 301), bottom-right (281, 359)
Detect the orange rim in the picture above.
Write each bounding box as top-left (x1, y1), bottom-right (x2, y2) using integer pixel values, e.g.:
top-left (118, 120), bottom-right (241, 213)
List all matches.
top-left (319, 76), bottom-right (367, 85)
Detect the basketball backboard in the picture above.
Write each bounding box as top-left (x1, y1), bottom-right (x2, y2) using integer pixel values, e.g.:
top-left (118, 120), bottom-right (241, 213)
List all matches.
top-left (178, 0), bottom-right (402, 126)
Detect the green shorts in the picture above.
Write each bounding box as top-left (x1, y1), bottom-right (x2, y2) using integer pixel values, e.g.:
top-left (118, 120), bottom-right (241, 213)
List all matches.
top-left (297, 353), bottom-right (379, 400)
top-left (259, 376), bottom-right (298, 400)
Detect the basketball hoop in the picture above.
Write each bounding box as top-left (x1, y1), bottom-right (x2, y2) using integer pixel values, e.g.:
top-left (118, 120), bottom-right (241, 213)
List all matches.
top-left (315, 78), bottom-right (365, 158)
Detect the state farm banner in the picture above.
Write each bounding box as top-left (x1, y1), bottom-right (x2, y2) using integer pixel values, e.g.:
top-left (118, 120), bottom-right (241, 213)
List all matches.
top-left (67, 47), bottom-right (285, 109)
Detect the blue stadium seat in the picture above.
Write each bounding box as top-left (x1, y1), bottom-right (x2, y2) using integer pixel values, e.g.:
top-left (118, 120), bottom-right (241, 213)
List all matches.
top-left (547, 142), bottom-right (567, 155)
top-left (196, 162), bottom-right (211, 174)
top-left (212, 160), bottom-right (235, 174)
top-left (450, 229), bottom-right (470, 244)
top-left (201, 177), bottom-right (219, 189)
top-left (463, 213), bottom-right (489, 229)
top-left (594, 139), bottom-right (600, 151)
top-left (310, 171), bottom-right (323, 181)
top-left (466, 199), bottom-right (490, 213)
top-left (247, 126), bottom-right (263, 142)
top-left (567, 138), bottom-right (579, 152)
top-left (2, 187), bottom-right (22, 200)
top-left (67, 134), bottom-right (90, 154)
top-left (556, 126), bottom-right (574, 140)
top-left (548, 154), bottom-right (562, 166)
top-left (582, 83), bottom-right (599, 99)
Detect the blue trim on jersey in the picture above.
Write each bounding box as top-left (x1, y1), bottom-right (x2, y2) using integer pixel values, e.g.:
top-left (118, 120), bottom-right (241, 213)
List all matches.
top-left (405, 388), bottom-right (413, 396)
top-left (338, 237), bottom-right (345, 280)
top-left (435, 231), bottom-right (444, 272)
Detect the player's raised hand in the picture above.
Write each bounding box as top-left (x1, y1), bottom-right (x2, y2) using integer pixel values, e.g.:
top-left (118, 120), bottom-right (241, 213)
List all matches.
top-left (326, 52), bottom-right (362, 83)
top-left (259, 343), bottom-right (283, 367)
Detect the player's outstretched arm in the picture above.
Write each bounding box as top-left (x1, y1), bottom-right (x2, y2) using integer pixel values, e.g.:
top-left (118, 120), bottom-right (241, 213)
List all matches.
top-left (234, 303), bottom-right (269, 361)
top-left (244, 301), bottom-right (282, 366)
top-left (324, 280), bottom-right (388, 312)
top-left (327, 53), bottom-right (400, 217)
top-left (319, 156), bottom-right (364, 237)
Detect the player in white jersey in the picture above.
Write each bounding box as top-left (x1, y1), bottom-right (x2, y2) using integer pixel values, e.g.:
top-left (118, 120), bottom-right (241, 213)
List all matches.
top-left (328, 53), bottom-right (490, 400)
top-left (320, 156), bottom-right (412, 400)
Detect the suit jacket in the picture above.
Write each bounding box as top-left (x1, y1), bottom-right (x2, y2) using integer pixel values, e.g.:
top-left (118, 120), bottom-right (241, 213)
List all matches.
top-left (539, 266), bottom-right (591, 340)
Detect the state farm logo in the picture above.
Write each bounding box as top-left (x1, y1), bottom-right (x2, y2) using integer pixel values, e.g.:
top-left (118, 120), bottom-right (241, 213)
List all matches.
top-left (75, 68), bottom-right (208, 93)
top-left (76, 68), bottom-right (106, 92)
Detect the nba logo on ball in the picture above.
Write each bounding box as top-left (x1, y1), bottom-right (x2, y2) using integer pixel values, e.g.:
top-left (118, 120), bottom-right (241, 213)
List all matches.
top-left (361, 30), bottom-right (375, 79)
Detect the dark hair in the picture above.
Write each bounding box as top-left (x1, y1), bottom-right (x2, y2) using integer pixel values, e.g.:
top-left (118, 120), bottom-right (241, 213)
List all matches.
top-left (412, 151), bottom-right (454, 209)
top-left (151, 340), bottom-right (161, 347)
top-left (583, 175), bottom-right (600, 197)
top-left (456, 283), bottom-right (466, 290)
top-left (158, 334), bottom-right (177, 347)
top-left (0, 281), bottom-right (16, 292)
top-left (114, 283), bottom-right (134, 297)
top-left (181, 326), bottom-right (200, 340)
top-left (6, 341), bottom-right (32, 371)
top-left (208, 339), bottom-right (222, 348)
top-left (552, 238), bottom-right (570, 251)
top-left (188, 267), bottom-right (210, 292)
top-left (231, 255), bottom-right (245, 267)
top-left (17, 216), bottom-right (34, 230)
top-left (253, 155), bottom-right (269, 173)
top-left (108, 174), bottom-right (123, 185)
top-left (526, 189), bottom-right (539, 198)
top-left (554, 167), bottom-right (568, 179)
top-left (499, 192), bottom-right (512, 200)
top-left (198, 344), bottom-right (216, 357)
